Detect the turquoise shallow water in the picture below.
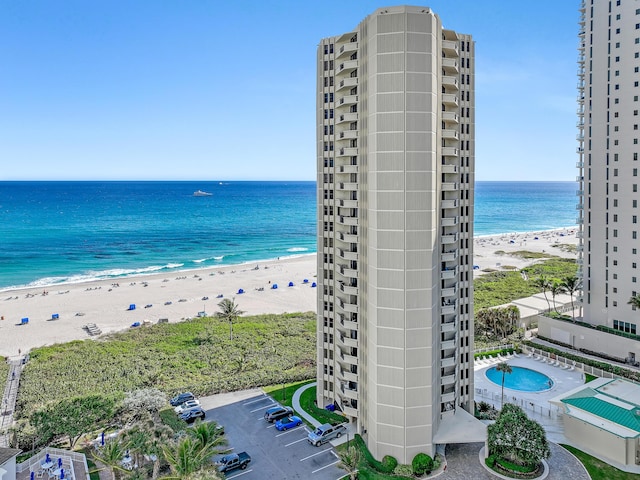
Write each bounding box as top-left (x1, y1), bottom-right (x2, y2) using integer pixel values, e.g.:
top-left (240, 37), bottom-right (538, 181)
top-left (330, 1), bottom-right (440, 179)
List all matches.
top-left (0, 181), bottom-right (577, 290)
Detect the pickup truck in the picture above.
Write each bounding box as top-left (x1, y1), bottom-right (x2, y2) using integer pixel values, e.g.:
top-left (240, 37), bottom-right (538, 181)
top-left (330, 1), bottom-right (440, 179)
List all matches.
top-left (217, 452), bottom-right (251, 473)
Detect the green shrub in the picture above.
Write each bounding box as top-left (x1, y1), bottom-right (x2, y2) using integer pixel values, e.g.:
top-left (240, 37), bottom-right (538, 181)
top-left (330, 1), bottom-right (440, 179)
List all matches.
top-left (381, 455), bottom-right (397, 473)
top-left (393, 464), bottom-right (414, 476)
top-left (411, 453), bottom-right (433, 475)
top-left (485, 454), bottom-right (496, 467)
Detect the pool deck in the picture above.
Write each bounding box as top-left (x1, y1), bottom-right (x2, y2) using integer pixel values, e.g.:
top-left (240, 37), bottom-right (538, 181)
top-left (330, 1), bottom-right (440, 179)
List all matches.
top-left (474, 353), bottom-right (585, 443)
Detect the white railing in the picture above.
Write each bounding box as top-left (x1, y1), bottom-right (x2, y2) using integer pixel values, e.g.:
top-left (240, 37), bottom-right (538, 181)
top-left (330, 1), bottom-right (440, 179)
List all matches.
top-left (17, 447), bottom-right (89, 480)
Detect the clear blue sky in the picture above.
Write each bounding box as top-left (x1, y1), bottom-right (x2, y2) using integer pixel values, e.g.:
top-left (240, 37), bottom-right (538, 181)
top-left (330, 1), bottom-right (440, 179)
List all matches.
top-left (0, 1), bottom-right (579, 181)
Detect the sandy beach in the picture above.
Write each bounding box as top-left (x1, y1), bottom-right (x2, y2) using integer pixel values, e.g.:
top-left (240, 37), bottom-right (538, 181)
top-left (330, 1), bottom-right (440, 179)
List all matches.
top-left (0, 228), bottom-right (578, 358)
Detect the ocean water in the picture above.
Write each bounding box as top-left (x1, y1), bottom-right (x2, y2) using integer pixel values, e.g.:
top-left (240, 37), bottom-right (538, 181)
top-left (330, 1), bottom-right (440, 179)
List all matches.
top-left (0, 181), bottom-right (577, 290)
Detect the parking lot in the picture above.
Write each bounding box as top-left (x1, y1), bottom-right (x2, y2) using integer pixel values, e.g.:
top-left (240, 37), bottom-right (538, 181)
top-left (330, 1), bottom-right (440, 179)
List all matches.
top-left (200, 390), bottom-right (347, 479)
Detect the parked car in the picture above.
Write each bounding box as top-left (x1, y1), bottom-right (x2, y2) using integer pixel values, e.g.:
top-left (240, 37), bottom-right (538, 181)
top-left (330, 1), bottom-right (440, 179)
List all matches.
top-left (216, 452), bottom-right (251, 473)
top-left (307, 423), bottom-right (347, 446)
top-left (175, 399), bottom-right (200, 414)
top-left (179, 407), bottom-right (205, 423)
top-left (170, 392), bottom-right (195, 406)
top-left (264, 405), bottom-right (294, 423)
top-left (275, 415), bottom-right (303, 431)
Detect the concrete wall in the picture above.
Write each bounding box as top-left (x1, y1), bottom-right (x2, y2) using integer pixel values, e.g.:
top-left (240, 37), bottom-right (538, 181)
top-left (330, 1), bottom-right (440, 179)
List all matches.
top-left (538, 315), bottom-right (640, 362)
top-left (0, 458), bottom-right (16, 480)
top-left (564, 415), bottom-right (630, 466)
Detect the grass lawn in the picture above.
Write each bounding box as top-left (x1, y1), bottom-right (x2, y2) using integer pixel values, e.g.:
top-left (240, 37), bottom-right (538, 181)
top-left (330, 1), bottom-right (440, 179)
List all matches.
top-left (561, 444), bottom-right (640, 480)
top-left (263, 379), bottom-right (314, 409)
top-left (584, 373), bottom-right (597, 383)
top-left (297, 385), bottom-right (346, 425)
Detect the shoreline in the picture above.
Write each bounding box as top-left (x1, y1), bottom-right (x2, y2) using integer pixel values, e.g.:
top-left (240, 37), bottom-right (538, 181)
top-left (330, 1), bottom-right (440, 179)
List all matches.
top-left (0, 227), bottom-right (579, 357)
top-left (0, 227), bottom-right (579, 293)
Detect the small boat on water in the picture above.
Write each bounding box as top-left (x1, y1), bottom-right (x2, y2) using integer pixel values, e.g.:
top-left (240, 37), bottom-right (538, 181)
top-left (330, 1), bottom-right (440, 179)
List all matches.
top-left (193, 190), bottom-right (213, 197)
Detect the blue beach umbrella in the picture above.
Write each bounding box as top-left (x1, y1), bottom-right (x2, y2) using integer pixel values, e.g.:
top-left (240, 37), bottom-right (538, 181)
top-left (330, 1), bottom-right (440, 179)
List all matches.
top-left (60, 469), bottom-right (65, 479)
top-left (101, 431), bottom-right (105, 446)
top-left (30, 472), bottom-right (34, 480)
top-left (58, 458), bottom-right (62, 468)
top-left (45, 453), bottom-right (50, 463)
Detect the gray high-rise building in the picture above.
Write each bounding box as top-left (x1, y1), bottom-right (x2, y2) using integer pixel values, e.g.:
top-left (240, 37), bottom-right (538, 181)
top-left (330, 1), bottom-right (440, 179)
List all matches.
top-left (316, 6), bottom-right (476, 462)
top-left (577, 0), bottom-right (640, 354)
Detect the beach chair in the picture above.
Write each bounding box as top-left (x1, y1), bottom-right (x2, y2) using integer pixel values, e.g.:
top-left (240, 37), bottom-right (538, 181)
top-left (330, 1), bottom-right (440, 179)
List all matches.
top-left (513, 351), bottom-right (520, 358)
top-left (568, 366), bottom-right (575, 371)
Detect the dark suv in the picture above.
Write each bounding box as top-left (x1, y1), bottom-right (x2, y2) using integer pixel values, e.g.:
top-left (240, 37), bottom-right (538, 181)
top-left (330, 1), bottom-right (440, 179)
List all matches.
top-left (264, 406), bottom-right (294, 423)
top-left (170, 392), bottom-right (195, 406)
top-left (180, 407), bottom-right (206, 423)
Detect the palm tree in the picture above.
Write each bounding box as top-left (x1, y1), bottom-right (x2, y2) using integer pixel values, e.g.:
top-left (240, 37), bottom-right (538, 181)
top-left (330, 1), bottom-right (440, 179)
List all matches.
top-left (162, 437), bottom-right (209, 479)
top-left (92, 439), bottom-right (128, 480)
top-left (561, 275), bottom-right (581, 322)
top-left (495, 362), bottom-right (513, 409)
top-left (628, 294), bottom-right (640, 311)
top-left (186, 421), bottom-right (227, 452)
top-left (216, 298), bottom-right (245, 340)
top-left (122, 426), bottom-right (149, 471)
top-left (337, 443), bottom-right (359, 480)
top-left (532, 275), bottom-right (551, 311)
top-left (549, 280), bottom-right (565, 314)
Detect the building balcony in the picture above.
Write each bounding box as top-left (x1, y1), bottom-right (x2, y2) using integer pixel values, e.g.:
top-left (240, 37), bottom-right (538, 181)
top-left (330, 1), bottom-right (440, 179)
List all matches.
top-left (338, 198), bottom-right (358, 208)
top-left (339, 182), bottom-right (358, 191)
top-left (576, 160), bottom-right (583, 167)
top-left (442, 58), bottom-right (458, 73)
top-left (441, 250), bottom-right (457, 262)
top-left (442, 164), bottom-right (458, 175)
top-left (339, 232), bottom-right (358, 243)
top-left (576, 231), bottom-right (583, 238)
top-left (338, 147), bottom-right (358, 157)
top-left (441, 199), bottom-right (458, 209)
top-left (441, 392), bottom-right (456, 403)
top-left (442, 147), bottom-right (458, 157)
top-left (442, 111), bottom-right (459, 124)
top-left (441, 357), bottom-right (456, 368)
top-left (441, 338), bottom-right (457, 350)
top-left (339, 315), bottom-right (359, 331)
top-left (338, 164), bottom-right (358, 174)
top-left (442, 40), bottom-right (459, 56)
top-left (337, 42), bottom-right (358, 59)
top-left (576, 190), bottom-right (584, 196)
top-left (337, 367), bottom-right (358, 383)
top-left (441, 286), bottom-right (457, 298)
top-left (441, 267), bottom-right (457, 280)
top-left (338, 130), bottom-right (358, 140)
top-left (337, 297), bottom-right (359, 314)
top-left (441, 304), bottom-right (456, 315)
top-left (338, 60), bottom-right (358, 74)
top-left (442, 94), bottom-right (458, 106)
top-left (576, 217), bottom-right (583, 225)
top-left (337, 113), bottom-right (358, 124)
top-left (576, 133), bottom-right (584, 142)
top-left (338, 215), bottom-right (358, 226)
top-left (442, 374), bottom-right (457, 386)
top-left (339, 334), bottom-right (358, 349)
top-left (442, 182), bottom-right (458, 191)
top-left (441, 233), bottom-right (458, 244)
top-left (442, 130), bottom-right (459, 142)
top-left (338, 264), bottom-right (358, 278)
top-left (576, 204), bottom-right (583, 210)
top-left (441, 321), bottom-right (457, 333)
top-left (338, 281), bottom-right (358, 295)
top-left (337, 95), bottom-right (358, 108)
top-left (341, 385), bottom-right (359, 400)
top-left (338, 249), bottom-right (358, 261)
top-left (337, 77), bottom-right (358, 92)
top-left (341, 404), bottom-right (358, 418)
top-left (576, 175), bottom-right (583, 183)
top-left (442, 217), bottom-right (458, 227)
top-left (338, 351), bottom-right (359, 366)
top-left (442, 75), bottom-right (458, 90)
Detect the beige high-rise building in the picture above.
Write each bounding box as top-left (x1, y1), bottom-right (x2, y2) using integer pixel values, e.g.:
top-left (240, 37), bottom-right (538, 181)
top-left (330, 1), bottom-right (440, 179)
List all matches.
top-left (316, 6), bottom-right (477, 463)
top-left (577, 0), bottom-right (640, 358)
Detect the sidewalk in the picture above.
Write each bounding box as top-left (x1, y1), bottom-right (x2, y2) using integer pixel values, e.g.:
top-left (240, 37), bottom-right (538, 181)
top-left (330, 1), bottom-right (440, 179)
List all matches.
top-left (1, 356), bottom-right (25, 447)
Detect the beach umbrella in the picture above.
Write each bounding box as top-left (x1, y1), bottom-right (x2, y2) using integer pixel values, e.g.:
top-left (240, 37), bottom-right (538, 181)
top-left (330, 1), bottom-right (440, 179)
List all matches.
top-left (60, 469), bottom-right (65, 479)
top-left (30, 472), bottom-right (34, 480)
top-left (45, 453), bottom-right (50, 463)
top-left (101, 431), bottom-right (105, 446)
top-left (58, 458), bottom-right (62, 468)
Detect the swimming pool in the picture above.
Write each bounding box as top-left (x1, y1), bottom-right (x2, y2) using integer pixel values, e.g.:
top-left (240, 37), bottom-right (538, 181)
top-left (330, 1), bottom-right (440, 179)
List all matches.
top-left (485, 366), bottom-right (554, 392)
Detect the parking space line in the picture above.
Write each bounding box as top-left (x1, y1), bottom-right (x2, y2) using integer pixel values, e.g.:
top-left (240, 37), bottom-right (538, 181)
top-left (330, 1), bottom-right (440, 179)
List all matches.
top-left (275, 426), bottom-right (304, 437)
top-left (250, 403), bottom-right (275, 413)
top-left (330, 451), bottom-right (340, 460)
top-left (312, 460), bottom-right (340, 473)
top-left (264, 422), bottom-right (276, 428)
top-left (285, 437), bottom-right (307, 447)
top-left (300, 449), bottom-right (332, 462)
top-left (242, 395), bottom-right (269, 406)
top-left (226, 469), bottom-right (253, 479)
